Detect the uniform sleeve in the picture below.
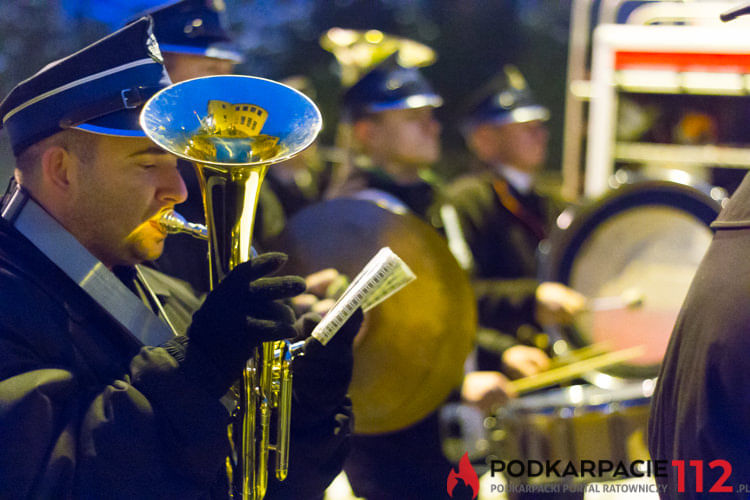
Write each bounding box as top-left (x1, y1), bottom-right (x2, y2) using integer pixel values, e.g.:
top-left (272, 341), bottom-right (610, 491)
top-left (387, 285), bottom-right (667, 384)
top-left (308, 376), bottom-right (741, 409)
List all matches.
top-left (473, 277), bottom-right (539, 334)
top-left (475, 327), bottom-right (522, 361)
top-left (0, 330), bottom-right (230, 499)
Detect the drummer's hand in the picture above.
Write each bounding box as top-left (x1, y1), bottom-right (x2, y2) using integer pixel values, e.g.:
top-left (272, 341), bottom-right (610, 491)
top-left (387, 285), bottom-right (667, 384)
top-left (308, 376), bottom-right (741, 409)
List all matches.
top-left (460, 371), bottom-right (517, 414)
top-left (534, 281), bottom-right (587, 327)
top-left (501, 345), bottom-right (551, 378)
top-left (290, 268), bottom-right (350, 317)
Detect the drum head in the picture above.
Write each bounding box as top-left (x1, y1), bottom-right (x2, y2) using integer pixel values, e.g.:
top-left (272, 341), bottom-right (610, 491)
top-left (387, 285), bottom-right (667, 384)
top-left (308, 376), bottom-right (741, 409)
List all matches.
top-left (544, 180), bottom-right (721, 381)
top-left (273, 198), bottom-right (477, 434)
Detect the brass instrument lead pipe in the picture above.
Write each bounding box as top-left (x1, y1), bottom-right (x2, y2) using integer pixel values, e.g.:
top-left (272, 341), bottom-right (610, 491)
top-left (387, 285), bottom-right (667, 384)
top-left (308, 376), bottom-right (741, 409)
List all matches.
top-left (274, 343), bottom-right (293, 481)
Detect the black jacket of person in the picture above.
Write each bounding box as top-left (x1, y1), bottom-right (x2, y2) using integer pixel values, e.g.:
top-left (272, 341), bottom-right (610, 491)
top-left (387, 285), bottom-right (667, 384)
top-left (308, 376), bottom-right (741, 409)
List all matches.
top-left (0, 219), bottom-right (349, 499)
top-left (444, 171), bottom-right (561, 368)
top-left (648, 172), bottom-right (750, 498)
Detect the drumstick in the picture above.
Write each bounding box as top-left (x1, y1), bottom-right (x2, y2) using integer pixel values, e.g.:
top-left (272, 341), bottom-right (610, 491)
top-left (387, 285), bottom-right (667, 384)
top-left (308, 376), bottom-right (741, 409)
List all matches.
top-left (547, 342), bottom-right (613, 369)
top-left (587, 288), bottom-right (644, 311)
top-left (508, 345), bottom-right (646, 395)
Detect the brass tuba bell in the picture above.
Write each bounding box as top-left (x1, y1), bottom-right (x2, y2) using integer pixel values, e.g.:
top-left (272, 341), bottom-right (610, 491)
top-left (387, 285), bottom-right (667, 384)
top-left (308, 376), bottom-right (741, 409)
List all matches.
top-left (320, 27), bottom-right (437, 87)
top-left (140, 75), bottom-right (322, 500)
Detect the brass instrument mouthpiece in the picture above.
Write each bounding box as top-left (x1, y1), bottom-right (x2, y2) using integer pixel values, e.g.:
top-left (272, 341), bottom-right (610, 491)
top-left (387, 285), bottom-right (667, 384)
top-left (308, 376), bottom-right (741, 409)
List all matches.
top-left (159, 210), bottom-right (208, 240)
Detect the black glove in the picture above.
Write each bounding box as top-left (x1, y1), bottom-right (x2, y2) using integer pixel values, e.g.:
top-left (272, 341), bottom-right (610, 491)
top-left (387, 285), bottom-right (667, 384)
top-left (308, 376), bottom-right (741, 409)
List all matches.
top-left (290, 308), bottom-right (364, 424)
top-left (163, 252), bottom-right (306, 398)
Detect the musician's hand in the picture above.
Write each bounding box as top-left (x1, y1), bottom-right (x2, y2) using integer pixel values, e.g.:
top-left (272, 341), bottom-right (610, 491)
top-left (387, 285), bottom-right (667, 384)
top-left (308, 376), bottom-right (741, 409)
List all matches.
top-left (501, 345), bottom-right (551, 378)
top-left (290, 268), bottom-right (349, 317)
top-left (460, 371), bottom-right (517, 413)
top-left (290, 308), bottom-right (363, 424)
top-left (534, 281), bottom-right (587, 327)
top-left (166, 252), bottom-right (306, 398)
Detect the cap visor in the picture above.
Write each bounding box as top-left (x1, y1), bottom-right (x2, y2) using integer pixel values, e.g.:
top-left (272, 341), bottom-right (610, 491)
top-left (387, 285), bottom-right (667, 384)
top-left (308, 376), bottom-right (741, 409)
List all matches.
top-left (74, 107), bottom-right (146, 137)
top-left (161, 43), bottom-right (244, 63)
top-left (494, 106), bottom-right (550, 126)
top-left (367, 94), bottom-right (443, 113)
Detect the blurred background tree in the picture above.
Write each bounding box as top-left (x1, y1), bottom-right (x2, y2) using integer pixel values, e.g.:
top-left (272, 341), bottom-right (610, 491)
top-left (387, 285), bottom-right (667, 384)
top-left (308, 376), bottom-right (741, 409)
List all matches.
top-left (0, 0), bottom-right (570, 182)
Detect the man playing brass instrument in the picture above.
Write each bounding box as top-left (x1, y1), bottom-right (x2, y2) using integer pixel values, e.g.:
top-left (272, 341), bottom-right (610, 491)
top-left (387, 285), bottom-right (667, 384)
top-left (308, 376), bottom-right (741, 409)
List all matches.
top-left (0, 17), bottom-right (360, 499)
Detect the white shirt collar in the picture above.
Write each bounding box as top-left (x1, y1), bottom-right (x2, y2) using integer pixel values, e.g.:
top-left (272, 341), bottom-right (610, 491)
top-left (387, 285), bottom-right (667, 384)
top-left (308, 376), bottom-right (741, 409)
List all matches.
top-left (495, 164), bottom-right (534, 195)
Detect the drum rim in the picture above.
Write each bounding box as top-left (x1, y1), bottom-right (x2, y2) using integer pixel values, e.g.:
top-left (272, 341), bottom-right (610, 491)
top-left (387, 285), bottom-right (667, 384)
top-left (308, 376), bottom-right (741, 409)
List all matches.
top-left (501, 379), bottom-right (656, 414)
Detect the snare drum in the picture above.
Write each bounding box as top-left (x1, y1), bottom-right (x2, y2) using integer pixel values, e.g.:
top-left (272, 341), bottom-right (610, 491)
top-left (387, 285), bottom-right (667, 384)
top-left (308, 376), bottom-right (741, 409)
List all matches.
top-left (488, 380), bottom-right (655, 483)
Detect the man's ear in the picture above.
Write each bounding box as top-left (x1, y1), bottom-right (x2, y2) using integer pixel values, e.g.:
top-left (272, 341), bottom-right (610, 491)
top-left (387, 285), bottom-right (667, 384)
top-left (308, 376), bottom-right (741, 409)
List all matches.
top-left (352, 119), bottom-right (377, 148)
top-left (40, 146), bottom-right (74, 193)
top-left (468, 124), bottom-right (497, 160)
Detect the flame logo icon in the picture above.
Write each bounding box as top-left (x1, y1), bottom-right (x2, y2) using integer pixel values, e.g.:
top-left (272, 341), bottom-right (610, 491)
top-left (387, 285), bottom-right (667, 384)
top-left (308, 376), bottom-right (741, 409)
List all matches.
top-left (447, 452), bottom-right (479, 499)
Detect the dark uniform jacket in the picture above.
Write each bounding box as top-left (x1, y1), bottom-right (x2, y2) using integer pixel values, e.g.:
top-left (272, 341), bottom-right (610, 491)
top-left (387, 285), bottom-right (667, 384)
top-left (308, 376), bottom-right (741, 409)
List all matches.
top-left (0, 220), bottom-right (349, 499)
top-left (648, 172), bottom-right (750, 498)
top-left (444, 171), bottom-right (559, 368)
top-left (264, 162), bottom-right (330, 222)
top-left (329, 163), bottom-right (438, 221)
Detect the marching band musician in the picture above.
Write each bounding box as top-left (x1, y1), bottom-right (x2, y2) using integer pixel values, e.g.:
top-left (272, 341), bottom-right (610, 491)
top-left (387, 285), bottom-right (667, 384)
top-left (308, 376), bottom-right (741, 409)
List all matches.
top-left (0, 17), bottom-right (361, 499)
top-left (441, 66), bottom-right (587, 500)
top-left (330, 55), bottom-right (525, 500)
top-left (443, 67), bottom-right (585, 375)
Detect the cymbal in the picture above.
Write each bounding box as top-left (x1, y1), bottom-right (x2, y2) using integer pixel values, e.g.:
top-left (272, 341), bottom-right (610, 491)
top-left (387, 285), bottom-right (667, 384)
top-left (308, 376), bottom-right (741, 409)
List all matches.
top-left (272, 198), bottom-right (476, 434)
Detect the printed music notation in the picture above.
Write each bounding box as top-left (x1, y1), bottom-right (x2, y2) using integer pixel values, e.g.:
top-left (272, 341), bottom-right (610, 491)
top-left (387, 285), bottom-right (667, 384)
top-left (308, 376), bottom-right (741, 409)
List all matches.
top-left (311, 247), bottom-right (416, 346)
